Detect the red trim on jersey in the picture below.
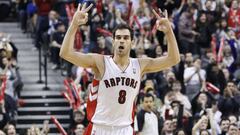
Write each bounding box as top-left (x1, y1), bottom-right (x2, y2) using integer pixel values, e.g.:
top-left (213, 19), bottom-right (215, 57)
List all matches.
top-left (87, 97), bottom-right (97, 121)
top-left (90, 89), bottom-right (98, 96)
top-left (87, 79), bottom-right (99, 121)
top-left (90, 79), bottom-right (99, 95)
top-left (131, 103), bottom-right (136, 122)
top-left (92, 79), bottom-right (99, 87)
top-left (83, 122), bottom-right (93, 135)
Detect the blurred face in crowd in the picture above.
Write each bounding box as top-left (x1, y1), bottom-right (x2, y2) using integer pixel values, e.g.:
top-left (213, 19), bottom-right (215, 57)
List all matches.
top-left (167, 92), bottom-right (176, 103)
top-left (49, 10), bottom-right (58, 20)
top-left (226, 82), bottom-right (237, 92)
top-left (7, 124), bottom-right (16, 135)
top-left (142, 96), bottom-right (154, 112)
top-left (74, 111), bottom-right (85, 123)
top-left (211, 64), bottom-right (219, 74)
top-left (155, 45), bottom-right (162, 57)
top-left (205, 0), bottom-right (212, 10)
top-left (171, 118), bottom-right (177, 130)
top-left (172, 82), bottom-right (181, 92)
top-left (228, 115), bottom-right (237, 124)
top-left (163, 120), bottom-right (173, 133)
top-left (185, 53), bottom-right (193, 66)
top-left (231, 0), bottom-right (238, 9)
top-left (200, 13), bottom-right (207, 23)
top-left (220, 119), bottom-right (230, 132)
top-left (57, 24), bottom-right (66, 33)
top-left (223, 45), bottom-right (232, 57)
top-left (2, 57), bottom-right (8, 66)
top-left (200, 130), bottom-right (210, 135)
top-left (220, 19), bottom-right (228, 29)
top-left (145, 80), bottom-right (154, 88)
top-left (197, 93), bottom-right (208, 105)
top-left (113, 29), bottom-right (133, 57)
top-left (228, 124), bottom-right (238, 135)
top-left (166, 71), bottom-right (176, 83)
top-left (97, 36), bottom-right (105, 49)
top-left (199, 117), bottom-right (208, 130)
top-left (193, 59), bottom-right (201, 69)
top-left (176, 130), bottom-right (185, 135)
top-left (74, 124), bottom-right (85, 135)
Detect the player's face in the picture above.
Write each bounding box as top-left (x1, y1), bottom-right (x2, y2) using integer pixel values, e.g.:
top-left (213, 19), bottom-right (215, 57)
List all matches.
top-left (113, 29), bottom-right (133, 57)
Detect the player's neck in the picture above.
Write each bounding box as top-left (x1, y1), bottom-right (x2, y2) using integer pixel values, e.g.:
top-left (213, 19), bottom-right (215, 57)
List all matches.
top-left (113, 55), bottom-right (129, 66)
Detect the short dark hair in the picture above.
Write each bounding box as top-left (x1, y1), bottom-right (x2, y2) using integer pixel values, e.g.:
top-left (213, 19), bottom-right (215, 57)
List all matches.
top-left (220, 117), bottom-right (230, 125)
top-left (143, 93), bottom-right (154, 101)
top-left (228, 123), bottom-right (238, 130)
top-left (113, 23), bottom-right (134, 40)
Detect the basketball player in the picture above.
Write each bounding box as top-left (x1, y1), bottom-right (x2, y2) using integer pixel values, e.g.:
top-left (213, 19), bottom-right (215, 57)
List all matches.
top-left (60, 3), bottom-right (180, 135)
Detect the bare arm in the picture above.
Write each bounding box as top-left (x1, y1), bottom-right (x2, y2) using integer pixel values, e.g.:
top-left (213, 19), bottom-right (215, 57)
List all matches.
top-left (59, 3), bottom-right (104, 77)
top-left (192, 115), bottom-right (208, 135)
top-left (140, 9), bottom-right (180, 75)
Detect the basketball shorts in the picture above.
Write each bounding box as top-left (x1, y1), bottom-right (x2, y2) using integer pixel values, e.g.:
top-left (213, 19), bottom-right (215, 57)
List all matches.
top-left (84, 123), bottom-right (134, 135)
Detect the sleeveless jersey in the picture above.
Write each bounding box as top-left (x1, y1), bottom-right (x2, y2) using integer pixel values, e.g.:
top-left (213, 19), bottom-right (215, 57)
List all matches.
top-left (87, 56), bottom-right (141, 126)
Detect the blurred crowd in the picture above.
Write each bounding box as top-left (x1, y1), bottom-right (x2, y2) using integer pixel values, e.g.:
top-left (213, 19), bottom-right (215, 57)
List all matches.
top-left (0, 0), bottom-right (240, 135)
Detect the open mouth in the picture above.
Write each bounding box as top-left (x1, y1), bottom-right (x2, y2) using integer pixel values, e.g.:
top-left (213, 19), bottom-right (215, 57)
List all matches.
top-left (119, 46), bottom-right (124, 50)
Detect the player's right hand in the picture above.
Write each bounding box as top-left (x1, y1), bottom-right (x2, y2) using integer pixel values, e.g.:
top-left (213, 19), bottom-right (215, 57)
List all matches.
top-left (72, 3), bottom-right (93, 26)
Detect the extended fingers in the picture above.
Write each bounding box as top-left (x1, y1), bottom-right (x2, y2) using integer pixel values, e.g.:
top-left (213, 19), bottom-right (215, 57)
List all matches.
top-left (77, 3), bottom-right (81, 11)
top-left (81, 3), bottom-right (87, 11)
top-left (152, 9), bottom-right (161, 19)
top-left (85, 4), bottom-right (93, 12)
top-left (164, 9), bottom-right (168, 18)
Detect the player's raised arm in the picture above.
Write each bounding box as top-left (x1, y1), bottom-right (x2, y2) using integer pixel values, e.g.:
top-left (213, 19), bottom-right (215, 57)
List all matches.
top-left (59, 3), bottom-right (99, 68)
top-left (139, 9), bottom-right (180, 74)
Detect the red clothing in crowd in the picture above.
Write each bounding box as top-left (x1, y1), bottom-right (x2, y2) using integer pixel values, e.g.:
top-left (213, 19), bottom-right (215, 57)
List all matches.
top-left (35, 0), bottom-right (55, 16)
top-left (228, 8), bottom-right (240, 36)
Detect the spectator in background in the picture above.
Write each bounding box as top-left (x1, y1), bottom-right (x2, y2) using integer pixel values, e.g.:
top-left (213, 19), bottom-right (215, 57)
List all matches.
top-left (218, 81), bottom-right (240, 117)
top-left (50, 21), bottom-right (66, 70)
top-left (172, 80), bottom-right (191, 112)
top-left (174, 128), bottom-right (187, 135)
top-left (227, 0), bottom-right (240, 38)
top-left (48, 10), bottom-right (60, 40)
top-left (219, 118), bottom-right (230, 135)
top-left (178, 5), bottom-right (199, 54)
top-left (16, 0), bottom-right (28, 33)
top-left (195, 12), bottom-right (212, 56)
top-left (226, 123), bottom-right (239, 135)
top-left (74, 124), bottom-right (85, 135)
top-left (135, 93), bottom-right (159, 135)
top-left (92, 35), bottom-right (111, 55)
top-left (161, 119), bottom-right (174, 135)
top-left (35, 0), bottom-right (55, 49)
top-left (3, 123), bottom-right (16, 135)
top-left (206, 62), bottom-right (227, 94)
top-left (199, 0), bottom-right (219, 34)
top-left (192, 111), bottom-right (217, 135)
top-left (184, 58), bottom-right (206, 101)
top-left (191, 92), bottom-right (213, 117)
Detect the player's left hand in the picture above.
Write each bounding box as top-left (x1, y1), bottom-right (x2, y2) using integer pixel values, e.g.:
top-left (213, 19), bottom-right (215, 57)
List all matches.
top-left (152, 9), bottom-right (171, 34)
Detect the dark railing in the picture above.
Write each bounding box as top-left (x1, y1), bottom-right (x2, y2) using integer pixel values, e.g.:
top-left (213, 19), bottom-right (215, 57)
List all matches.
top-left (37, 32), bottom-right (50, 90)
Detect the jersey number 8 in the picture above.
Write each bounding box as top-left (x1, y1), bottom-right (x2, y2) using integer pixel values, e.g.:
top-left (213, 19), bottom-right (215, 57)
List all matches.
top-left (118, 90), bottom-right (126, 104)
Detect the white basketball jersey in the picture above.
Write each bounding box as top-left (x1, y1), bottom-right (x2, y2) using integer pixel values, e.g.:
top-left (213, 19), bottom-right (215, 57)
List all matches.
top-left (87, 56), bottom-right (141, 126)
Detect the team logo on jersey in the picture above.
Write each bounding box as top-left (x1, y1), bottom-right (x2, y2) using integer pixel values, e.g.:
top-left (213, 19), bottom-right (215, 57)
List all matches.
top-left (104, 77), bottom-right (138, 89)
top-left (133, 68), bottom-right (136, 74)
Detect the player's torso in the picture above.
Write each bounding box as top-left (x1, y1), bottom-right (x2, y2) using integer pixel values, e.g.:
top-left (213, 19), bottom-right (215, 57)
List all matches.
top-left (91, 56), bottom-right (141, 126)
